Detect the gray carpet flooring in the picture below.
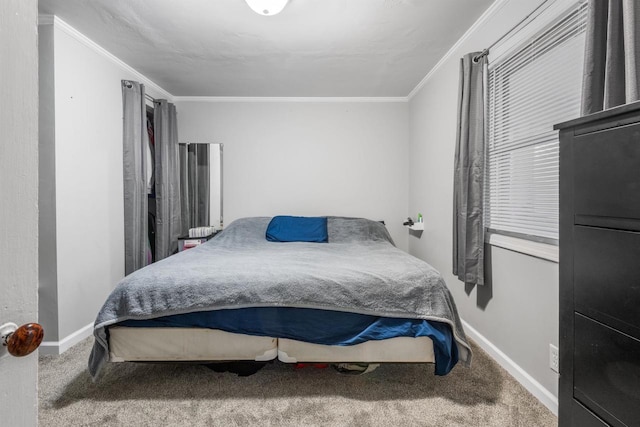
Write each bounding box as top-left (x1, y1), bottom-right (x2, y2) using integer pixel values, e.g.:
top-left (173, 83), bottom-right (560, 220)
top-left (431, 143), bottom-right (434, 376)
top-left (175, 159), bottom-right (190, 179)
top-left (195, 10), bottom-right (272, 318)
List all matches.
top-left (39, 337), bottom-right (557, 426)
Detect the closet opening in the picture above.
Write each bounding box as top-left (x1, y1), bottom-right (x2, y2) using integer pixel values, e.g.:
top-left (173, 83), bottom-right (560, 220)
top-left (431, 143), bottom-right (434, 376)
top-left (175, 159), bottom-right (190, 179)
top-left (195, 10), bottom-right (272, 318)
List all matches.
top-left (146, 104), bottom-right (156, 263)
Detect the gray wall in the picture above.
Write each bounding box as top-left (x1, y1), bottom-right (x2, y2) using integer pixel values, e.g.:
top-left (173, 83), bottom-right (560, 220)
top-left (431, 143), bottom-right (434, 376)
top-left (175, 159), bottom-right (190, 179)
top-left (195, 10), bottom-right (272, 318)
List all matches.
top-left (39, 23), bottom-right (59, 341)
top-left (38, 21), bottom-right (171, 346)
top-left (0, 0), bottom-right (39, 425)
top-left (177, 101), bottom-right (410, 250)
top-left (408, 0), bottom-right (559, 400)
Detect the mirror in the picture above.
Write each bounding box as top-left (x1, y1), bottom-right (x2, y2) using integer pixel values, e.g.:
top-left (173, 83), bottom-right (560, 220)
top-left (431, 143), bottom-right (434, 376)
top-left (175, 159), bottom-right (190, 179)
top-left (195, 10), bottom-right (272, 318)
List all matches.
top-left (210, 143), bottom-right (223, 228)
top-left (179, 142), bottom-right (223, 230)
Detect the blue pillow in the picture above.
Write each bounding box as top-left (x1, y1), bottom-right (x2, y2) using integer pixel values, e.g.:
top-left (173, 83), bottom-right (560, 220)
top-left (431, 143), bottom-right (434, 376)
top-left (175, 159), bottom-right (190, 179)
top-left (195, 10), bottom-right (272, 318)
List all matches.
top-left (266, 216), bottom-right (328, 243)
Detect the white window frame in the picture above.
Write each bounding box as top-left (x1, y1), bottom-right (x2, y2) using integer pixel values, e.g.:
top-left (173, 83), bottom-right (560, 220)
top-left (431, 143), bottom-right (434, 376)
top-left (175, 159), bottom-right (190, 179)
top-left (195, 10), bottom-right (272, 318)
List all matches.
top-left (484, 0), bottom-right (587, 262)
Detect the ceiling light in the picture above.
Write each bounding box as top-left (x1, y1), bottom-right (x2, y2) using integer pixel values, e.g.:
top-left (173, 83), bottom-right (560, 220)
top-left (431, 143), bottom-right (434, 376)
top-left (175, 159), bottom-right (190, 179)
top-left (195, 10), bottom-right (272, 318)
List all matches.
top-left (245, 0), bottom-right (289, 16)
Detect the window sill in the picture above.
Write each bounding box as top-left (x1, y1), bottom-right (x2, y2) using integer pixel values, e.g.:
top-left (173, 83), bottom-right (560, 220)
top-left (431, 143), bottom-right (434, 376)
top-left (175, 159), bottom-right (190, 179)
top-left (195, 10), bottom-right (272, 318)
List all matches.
top-left (487, 233), bottom-right (558, 263)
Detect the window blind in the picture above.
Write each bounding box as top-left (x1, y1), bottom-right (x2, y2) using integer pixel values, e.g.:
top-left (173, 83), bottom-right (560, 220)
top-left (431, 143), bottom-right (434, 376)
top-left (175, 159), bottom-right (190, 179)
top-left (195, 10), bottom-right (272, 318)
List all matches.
top-left (486, 3), bottom-right (587, 244)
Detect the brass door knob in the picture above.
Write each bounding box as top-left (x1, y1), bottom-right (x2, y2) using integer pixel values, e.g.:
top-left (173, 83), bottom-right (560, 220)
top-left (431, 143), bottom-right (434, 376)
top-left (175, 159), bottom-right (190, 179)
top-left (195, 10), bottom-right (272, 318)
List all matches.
top-left (1, 322), bottom-right (44, 357)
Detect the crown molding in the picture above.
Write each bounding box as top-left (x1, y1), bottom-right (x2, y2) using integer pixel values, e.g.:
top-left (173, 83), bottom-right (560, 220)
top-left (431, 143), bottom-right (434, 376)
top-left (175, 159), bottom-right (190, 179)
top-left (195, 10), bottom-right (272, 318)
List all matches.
top-left (38, 15), bottom-right (174, 101)
top-left (173, 96), bottom-right (408, 103)
top-left (407, 0), bottom-right (511, 100)
top-left (39, 0), bottom-right (513, 103)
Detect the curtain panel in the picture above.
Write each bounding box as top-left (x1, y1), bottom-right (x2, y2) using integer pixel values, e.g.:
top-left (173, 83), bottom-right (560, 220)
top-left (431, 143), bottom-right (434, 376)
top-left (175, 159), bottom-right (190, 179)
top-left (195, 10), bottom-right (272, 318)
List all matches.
top-left (453, 52), bottom-right (487, 286)
top-left (582, 0), bottom-right (640, 114)
top-left (179, 144), bottom-right (211, 230)
top-left (122, 80), bottom-right (149, 275)
top-left (188, 144), bottom-right (210, 228)
top-left (179, 144), bottom-right (190, 236)
top-left (154, 100), bottom-right (182, 261)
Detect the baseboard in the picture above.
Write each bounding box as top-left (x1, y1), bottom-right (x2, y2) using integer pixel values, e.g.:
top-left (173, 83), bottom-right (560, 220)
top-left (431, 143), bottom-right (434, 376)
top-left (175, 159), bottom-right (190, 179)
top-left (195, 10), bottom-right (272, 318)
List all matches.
top-left (461, 319), bottom-right (558, 416)
top-left (40, 322), bottom-right (93, 356)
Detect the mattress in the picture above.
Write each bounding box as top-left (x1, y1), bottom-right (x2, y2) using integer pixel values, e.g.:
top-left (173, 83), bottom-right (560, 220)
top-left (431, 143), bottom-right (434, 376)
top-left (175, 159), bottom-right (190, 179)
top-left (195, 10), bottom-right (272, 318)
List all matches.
top-left (277, 336), bottom-right (435, 363)
top-left (109, 327), bottom-right (277, 362)
top-left (117, 307), bottom-right (457, 373)
top-left (108, 326), bottom-right (435, 364)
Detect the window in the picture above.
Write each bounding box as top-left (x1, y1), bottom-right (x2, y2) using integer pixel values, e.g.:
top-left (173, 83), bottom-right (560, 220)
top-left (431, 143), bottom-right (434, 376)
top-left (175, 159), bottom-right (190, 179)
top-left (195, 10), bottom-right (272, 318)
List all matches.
top-left (485, 2), bottom-right (587, 244)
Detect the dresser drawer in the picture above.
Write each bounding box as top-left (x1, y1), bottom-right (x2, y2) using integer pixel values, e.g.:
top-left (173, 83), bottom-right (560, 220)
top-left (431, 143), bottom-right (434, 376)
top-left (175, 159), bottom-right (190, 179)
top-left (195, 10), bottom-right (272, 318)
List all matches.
top-left (573, 123), bottom-right (640, 221)
top-left (574, 313), bottom-right (640, 427)
top-left (574, 226), bottom-right (640, 336)
top-left (572, 400), bottom-right (609, 427)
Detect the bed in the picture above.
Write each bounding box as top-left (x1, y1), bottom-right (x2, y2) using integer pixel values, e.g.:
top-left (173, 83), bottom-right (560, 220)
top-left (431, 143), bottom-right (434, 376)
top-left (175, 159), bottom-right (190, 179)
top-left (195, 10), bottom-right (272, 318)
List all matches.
top-left (89, 216), bottom-right (471, 379)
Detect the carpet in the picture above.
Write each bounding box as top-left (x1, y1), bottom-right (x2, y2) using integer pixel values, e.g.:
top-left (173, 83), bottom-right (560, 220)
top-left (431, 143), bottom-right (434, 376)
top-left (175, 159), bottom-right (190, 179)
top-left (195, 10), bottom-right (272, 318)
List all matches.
top-left (39, 337), bottom-right (556, 426)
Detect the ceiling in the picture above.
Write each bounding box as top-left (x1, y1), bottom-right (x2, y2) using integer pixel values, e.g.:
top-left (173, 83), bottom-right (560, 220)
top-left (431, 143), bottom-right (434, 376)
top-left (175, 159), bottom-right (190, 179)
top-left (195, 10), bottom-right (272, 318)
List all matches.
top-left (38, 0), bottom-right (494, 97)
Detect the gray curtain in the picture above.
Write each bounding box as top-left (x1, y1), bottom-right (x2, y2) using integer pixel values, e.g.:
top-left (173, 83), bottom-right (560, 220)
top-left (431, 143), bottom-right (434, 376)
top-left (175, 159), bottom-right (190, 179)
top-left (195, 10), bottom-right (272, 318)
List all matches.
top-left (122, 80), bottom-right (148, 275)
top-left (187, 144), bottom-right (210, 228)
top-left (453, 52), bottom-right (486, 286)
top-left (179, 144), bottom-right (210, 231)
top-left (153, 100), bottom-right (182, 260)
top-left (582, 0), bottom-right (640, 115)
top-left (179, 144), bottom-right (190, 236)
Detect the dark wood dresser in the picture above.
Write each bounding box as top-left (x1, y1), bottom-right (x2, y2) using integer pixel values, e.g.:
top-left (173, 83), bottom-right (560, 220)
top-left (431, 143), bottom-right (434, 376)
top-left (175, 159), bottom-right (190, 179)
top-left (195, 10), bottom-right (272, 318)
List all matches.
top-left (556, 102), bottom-right (640, 427)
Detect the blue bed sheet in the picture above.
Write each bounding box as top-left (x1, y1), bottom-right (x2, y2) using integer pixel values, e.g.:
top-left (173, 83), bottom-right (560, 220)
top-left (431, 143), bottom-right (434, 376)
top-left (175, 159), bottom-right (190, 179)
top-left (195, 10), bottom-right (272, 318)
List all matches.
top-left (118, 307), bottom-right (459, 375)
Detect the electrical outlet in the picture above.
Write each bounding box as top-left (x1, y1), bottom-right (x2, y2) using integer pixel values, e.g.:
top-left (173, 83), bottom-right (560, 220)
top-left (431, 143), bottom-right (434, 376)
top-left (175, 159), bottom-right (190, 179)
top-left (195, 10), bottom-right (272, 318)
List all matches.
top-left (549, 344), bottom-right (559, 373)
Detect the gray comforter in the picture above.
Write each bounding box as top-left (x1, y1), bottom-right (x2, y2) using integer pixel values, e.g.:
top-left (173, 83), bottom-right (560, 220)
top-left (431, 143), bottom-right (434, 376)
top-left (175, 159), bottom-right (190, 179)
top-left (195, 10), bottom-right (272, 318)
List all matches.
top-left (89, 217), bottom-right (471, 378)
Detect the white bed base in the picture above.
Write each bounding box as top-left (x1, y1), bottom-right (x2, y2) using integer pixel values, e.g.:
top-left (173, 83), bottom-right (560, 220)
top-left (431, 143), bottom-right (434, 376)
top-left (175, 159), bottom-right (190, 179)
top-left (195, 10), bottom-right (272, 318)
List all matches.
top-left (108, 327), bottom-right (435, 364)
